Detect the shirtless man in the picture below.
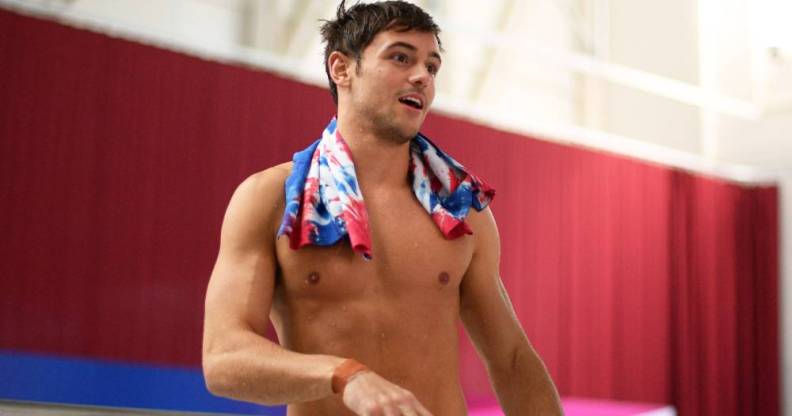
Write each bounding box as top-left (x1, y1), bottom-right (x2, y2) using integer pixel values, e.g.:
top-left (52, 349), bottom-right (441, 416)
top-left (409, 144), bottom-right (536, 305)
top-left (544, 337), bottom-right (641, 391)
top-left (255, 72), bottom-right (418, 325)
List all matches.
top-left (202, 1), bottom-right (562, 415)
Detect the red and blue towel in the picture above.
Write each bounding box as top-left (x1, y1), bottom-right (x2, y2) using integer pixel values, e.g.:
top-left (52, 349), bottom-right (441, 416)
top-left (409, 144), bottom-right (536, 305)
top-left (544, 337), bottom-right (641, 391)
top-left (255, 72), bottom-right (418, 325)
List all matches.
top-left (277, 118), bottom-right (494, 260)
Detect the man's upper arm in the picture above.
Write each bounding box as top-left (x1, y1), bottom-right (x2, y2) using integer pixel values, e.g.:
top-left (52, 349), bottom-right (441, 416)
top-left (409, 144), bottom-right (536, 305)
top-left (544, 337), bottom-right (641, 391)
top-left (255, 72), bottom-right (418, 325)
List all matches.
top-left (460, 208), bottom-right (529, 371)
top-left (203, 167), bottom-right (287, 356)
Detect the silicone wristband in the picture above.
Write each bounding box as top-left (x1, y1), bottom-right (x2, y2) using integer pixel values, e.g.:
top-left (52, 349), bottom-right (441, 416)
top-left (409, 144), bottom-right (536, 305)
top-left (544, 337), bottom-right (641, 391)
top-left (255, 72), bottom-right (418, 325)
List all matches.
top-left (331, 359), bottom-right (370, 394)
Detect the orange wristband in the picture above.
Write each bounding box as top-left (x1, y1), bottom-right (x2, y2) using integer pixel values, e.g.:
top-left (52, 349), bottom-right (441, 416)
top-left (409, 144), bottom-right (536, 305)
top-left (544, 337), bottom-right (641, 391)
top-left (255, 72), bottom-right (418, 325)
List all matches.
top-left (331, 359), bottom-right (369, 394)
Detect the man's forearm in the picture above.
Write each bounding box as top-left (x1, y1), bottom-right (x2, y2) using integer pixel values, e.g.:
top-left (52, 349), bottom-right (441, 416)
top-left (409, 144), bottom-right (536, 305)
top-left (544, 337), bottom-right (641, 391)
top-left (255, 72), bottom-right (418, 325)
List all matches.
top-left (203, 330), bottom-right (344, 405)
top-left (491, 345), bottom-right (563, 415)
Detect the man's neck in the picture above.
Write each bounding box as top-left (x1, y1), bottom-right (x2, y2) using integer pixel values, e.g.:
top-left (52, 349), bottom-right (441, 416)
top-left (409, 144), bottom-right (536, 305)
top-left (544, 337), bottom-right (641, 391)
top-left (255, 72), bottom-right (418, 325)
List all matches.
top-left (336, 113), bottom-right (412, 193)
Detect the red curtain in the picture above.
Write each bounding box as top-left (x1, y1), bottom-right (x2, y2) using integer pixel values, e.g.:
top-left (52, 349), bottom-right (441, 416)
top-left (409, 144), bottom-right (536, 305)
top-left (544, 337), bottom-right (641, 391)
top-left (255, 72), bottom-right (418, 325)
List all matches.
top-left (668, 174), bottom-right (779, 415)
top-left (0, 9), bottom-right (779, 415)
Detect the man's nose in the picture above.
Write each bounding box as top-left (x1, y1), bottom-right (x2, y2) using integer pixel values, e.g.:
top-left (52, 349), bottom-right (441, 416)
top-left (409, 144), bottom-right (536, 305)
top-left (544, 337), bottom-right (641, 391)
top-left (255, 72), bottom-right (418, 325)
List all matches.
top-left (408, 67), bottom-right (432, 88)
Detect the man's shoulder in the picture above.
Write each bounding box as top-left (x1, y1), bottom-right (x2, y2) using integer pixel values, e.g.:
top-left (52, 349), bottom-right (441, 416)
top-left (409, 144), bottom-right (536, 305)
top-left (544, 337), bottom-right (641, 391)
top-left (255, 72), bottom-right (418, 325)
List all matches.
top-left (222, 162), bottom-right (294, 241)
top-left (464, 206), bottom-right (499, 255)
top-left (248, 162), bottom-right (293, 186)
top-left (229, 162), bottom-right (293, 217)
top-left (237, 162), bottom-right (293, 198)
top-left (465, 206), bottom-right (495, 231)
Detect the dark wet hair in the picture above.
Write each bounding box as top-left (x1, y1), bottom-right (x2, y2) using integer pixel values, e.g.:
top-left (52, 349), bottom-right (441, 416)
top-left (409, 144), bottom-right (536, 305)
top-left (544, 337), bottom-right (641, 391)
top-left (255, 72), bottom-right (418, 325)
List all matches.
top-left (320, 0), bottom-right (442, 104)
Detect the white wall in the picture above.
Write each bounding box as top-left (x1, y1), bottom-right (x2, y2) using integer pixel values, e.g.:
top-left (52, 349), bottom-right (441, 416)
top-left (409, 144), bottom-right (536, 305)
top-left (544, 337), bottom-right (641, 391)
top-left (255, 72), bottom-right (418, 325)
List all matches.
top-left (604, 0), bottom-right (702, 153)
top-left (473, 0), bottom-right (579, 125)
top-left (64, 0), bottom-right (246, 51)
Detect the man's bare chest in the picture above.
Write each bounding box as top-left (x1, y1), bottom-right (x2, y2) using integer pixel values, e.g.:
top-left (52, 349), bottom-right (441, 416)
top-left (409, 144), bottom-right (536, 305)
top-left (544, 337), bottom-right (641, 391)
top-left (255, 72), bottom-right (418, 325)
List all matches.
top-left (273, 192), bottom-right (475, 303)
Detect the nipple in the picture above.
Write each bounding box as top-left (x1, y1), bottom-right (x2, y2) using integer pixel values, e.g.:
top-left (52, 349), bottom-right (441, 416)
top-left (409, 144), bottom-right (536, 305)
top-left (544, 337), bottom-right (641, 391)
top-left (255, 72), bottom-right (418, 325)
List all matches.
top-left (438, 272), bottom-right (450, 285)
top-left (306, 272), bottom-right (321, 285)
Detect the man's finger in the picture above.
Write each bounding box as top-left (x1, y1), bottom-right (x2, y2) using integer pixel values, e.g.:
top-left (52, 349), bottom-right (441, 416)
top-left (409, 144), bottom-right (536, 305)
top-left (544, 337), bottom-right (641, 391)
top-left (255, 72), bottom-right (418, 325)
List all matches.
top-left (382, 405), bottom-right (399, 416)
top-left (397, 405), bottom-right (417, 416)
top-left (413, 401), bottom-right (433, 416)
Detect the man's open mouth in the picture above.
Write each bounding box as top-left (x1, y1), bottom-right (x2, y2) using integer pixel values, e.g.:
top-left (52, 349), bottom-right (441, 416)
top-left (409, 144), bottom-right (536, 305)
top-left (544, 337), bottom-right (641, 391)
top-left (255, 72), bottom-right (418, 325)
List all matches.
top-left (398, 96), bottom-right (424, 110)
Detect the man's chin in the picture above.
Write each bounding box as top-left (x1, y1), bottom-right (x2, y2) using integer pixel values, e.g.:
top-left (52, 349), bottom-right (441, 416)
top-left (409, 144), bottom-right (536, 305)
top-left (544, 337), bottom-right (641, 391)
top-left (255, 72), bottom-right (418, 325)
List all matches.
top-left (377, 123), bottom-right (420, 144)
top-left (399, 118), bottom-right (424, 140)
top-left (396, 127), bottom-right (420, 143)
top-left (369, 112), bottom-right (423, 143)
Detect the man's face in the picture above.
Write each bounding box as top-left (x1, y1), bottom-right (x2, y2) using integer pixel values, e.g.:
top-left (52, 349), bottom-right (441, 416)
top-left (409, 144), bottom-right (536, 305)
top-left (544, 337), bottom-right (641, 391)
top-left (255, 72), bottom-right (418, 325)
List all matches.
top-left (346, 29), bottom-right (442, 143)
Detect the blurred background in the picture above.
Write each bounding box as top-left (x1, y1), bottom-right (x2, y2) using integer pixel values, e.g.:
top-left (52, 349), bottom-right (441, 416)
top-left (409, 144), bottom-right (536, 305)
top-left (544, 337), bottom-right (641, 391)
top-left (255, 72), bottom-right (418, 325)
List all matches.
top-left (0, 0), bottom-right (789, 415)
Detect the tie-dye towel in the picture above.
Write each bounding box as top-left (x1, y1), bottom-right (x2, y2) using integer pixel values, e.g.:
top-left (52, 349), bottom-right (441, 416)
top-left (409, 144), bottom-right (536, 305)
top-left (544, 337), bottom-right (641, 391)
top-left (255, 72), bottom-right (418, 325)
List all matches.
top-left (277, 118), bottom-right (495, 260)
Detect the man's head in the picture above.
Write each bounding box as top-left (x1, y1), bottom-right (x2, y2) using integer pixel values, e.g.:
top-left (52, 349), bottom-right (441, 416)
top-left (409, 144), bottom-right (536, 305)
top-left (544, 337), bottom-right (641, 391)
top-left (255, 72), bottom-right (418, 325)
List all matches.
top-left (320, 1), bottom-right (442, 104)
top-left (320, 1), bottom-right (443, 142)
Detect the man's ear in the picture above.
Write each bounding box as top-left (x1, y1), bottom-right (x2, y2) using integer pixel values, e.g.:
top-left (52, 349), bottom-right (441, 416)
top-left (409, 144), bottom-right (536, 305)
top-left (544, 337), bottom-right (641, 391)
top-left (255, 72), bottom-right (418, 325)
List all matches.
top-left (328, 51), bottom-right (354, 89)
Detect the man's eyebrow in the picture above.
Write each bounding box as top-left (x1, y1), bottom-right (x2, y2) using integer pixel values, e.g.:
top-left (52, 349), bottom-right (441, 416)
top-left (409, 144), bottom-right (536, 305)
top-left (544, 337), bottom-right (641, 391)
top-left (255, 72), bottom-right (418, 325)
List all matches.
top-left (385, 41), bottom-right (442, 63)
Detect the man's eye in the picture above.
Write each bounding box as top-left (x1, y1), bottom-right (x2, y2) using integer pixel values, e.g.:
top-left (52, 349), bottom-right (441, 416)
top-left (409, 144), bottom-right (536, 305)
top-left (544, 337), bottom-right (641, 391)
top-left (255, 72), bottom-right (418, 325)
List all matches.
top-left (393, 54), bottom-right (408, 63)
top-left (427, 64), bottom-right (438, 75)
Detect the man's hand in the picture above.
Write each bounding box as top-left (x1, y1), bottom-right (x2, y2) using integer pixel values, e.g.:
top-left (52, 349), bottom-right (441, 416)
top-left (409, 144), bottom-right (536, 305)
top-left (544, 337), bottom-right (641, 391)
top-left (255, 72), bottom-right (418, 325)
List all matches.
top-left (342, 371), bottom-right (434, 416)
